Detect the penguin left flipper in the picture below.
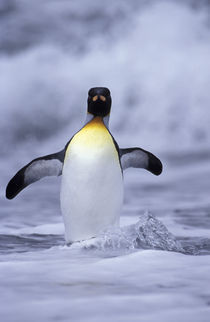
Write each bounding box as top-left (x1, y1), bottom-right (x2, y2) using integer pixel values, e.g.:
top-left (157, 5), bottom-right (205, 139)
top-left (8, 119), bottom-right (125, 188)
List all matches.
top-left (119, 147), bottom-right (162, 175)
top-left (6, 149), bottom-right (65, 200)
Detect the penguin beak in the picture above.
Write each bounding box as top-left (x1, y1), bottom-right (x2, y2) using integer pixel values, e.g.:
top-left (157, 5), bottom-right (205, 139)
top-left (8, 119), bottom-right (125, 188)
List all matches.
top-left (92, 95), bottom-right (106, 102)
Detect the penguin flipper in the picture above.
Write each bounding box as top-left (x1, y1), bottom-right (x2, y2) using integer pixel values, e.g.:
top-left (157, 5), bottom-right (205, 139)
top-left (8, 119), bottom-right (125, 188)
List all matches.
top-left (120, 147), bottom-right (162, 175)
top-left (6, 149), bottom-right (65, 199)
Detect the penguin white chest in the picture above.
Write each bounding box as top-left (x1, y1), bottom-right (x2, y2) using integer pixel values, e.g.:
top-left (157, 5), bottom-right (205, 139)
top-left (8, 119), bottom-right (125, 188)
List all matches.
top-left (60, 118), bottom-right (123, 243)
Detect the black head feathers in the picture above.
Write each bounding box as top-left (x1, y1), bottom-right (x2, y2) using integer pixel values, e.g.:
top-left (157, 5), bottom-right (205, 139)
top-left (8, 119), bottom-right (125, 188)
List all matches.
top-left (88, 87), bottom-right (111, 117)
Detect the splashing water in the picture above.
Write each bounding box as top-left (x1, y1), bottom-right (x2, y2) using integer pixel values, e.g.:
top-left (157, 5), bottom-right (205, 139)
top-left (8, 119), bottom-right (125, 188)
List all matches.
top-left (69, 212), bottom-right (187, 254)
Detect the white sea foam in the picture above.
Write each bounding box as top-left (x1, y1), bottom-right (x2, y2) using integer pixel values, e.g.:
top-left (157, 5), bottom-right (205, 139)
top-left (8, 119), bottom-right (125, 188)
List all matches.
top-left (0, 246), bottom-right (210, 322)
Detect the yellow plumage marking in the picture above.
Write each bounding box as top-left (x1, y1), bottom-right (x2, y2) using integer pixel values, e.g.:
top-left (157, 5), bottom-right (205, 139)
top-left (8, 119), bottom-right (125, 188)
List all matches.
top-left (92, 95), bottom-right (98, 101)
top-left (65, 117), bottom-right (118, 160)
top-left (92, 95), bottom-right (106, 102)
top-left (100, 95), bottom-right (106, 102)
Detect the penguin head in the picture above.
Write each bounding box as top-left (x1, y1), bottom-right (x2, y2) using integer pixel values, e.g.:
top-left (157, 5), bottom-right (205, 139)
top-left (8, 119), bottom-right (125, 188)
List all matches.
top-left (87, 87), bottom-right (112, 117)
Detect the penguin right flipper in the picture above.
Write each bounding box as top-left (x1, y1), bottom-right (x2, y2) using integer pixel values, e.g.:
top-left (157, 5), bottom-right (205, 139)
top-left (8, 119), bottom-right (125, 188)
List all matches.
top-left (6, 149), bottom-right (65, 200)
top-left (119, 147), bottom-right (162, 175)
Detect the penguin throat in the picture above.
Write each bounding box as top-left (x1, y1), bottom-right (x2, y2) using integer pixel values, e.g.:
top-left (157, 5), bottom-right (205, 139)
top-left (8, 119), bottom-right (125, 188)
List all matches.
top-left (84, 113), bottom-right (110, 128)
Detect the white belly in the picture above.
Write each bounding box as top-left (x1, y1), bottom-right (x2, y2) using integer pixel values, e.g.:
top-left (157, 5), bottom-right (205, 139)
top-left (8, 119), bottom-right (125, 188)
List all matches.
top-left (60, 122), bottom-right (123, 243)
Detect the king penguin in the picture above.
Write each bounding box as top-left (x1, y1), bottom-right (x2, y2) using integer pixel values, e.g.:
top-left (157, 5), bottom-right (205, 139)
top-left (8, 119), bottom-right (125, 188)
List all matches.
top-left (6, 87), bottom-right (162, 243)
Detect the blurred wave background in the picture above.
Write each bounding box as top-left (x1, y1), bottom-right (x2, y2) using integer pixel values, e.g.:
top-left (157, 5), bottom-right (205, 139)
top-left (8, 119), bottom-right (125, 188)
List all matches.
top-left (1, 0), bottom-right (210, 153)
top-left (1, 0), bottom-right (210, 222)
